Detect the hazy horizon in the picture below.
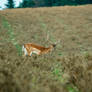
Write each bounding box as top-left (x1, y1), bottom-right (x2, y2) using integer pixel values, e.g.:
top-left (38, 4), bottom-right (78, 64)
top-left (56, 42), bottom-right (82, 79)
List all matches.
top-left (0, 0), bottom-right (22, 10)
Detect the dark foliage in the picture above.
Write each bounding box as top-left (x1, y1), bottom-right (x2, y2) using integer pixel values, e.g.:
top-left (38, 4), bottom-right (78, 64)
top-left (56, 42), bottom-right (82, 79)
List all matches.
top-left (18, 0), bottom-right (92, 8)
top-left (5, 0), bottom-right (15, 8)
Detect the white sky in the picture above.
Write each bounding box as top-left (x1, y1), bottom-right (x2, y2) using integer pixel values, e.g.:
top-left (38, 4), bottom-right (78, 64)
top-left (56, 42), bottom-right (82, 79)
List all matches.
top-left (0, 0), bottom-right (22, 10)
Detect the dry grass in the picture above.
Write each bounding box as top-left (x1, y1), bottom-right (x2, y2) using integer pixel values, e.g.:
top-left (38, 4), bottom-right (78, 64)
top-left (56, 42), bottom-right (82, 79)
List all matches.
top-left (0, 5), bottom-right (92, 92)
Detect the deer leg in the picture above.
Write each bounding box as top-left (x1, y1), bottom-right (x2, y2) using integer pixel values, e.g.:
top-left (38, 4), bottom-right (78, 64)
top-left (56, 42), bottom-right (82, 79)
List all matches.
top-left (27, 50), bottom-right (31, 56)
top-left (25, 47), bottom-right (31, 56)
top-left (30, 51), bottom-right (32, 56)
top-left (22, 47), bottom-right (27, 56)
top-left (24, 48), bottom-right (28, 56)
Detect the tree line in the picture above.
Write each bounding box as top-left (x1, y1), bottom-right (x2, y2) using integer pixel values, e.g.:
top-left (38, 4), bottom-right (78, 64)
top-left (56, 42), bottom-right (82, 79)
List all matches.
top-left (3, 0), bottom-right (92, 9)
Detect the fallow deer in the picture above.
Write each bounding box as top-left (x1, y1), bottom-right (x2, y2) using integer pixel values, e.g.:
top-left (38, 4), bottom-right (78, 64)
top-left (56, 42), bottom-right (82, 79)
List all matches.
top-left (22, 43), bottom-right (56, 56)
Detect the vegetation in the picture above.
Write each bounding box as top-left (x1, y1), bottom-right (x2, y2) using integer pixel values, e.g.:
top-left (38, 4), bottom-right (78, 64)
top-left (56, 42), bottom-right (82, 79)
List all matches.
top-left (3, 0), bottom-right (92, 9)
top-left (18, 0), bottom-right (92, 8)
top-left (1, 16), bottom-right (22, 56)
top-left (0, 5), bottom-right (92, 92)
top-left (5, 0), bottom-right (15, 8)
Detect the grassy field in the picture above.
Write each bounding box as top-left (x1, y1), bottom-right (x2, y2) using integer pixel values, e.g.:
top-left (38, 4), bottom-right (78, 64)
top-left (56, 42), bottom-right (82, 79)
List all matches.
top-left (0, 5), bottom-right (92, 92)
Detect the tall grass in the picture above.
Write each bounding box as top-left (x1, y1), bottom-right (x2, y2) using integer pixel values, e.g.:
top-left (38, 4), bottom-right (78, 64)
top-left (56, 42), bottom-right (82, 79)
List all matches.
top-left (52, 62), bottom-right (80, 92)
top-left (2, 16), bottom-right (22, 56)
top-left (39, 17), bottom-right (56, 43)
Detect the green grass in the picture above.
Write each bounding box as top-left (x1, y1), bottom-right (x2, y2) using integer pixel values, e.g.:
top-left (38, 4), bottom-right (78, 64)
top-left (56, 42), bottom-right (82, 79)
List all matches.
top-left (2, 16), bottom-right (22, 56)
top-left (51, 62), bottom-right (80, 92)
top-left (67, 84), bottom-right (80, 92)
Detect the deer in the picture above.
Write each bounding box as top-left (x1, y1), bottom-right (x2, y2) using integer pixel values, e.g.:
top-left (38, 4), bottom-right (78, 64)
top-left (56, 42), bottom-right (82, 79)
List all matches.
top-left (22, 30), bottom-right (61, 56)
top-left (22, 43), bottom-right (56, 56)
top-left (22, 39), bottom-right (61, 56)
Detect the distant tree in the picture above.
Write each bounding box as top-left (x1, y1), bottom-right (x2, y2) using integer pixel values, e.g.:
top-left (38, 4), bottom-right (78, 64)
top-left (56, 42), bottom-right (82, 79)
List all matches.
top-left (18, 0), bottom-right (35, 8)
top-left (6, 0), bottom-right (15, 8)
top-left (20, 0), bottom-right (29, 8)
top-left (17, 0), bottom-right (92, 8)
top-left (28, 0), bottom-right (35, 7)
top-left (89, 0), bottom-right (92, 3)
top-left (32, 0), bottom-right (45, 7)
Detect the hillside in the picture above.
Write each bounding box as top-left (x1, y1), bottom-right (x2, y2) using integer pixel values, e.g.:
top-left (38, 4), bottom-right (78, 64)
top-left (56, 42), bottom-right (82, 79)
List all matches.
top-left (0, 5), bottom-right (92, 92)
